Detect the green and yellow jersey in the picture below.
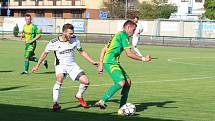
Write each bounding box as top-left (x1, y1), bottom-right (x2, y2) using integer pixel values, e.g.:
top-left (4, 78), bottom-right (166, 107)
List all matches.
top-left (103, 31), bottom-right (131, 64)
top-left (22, 23), bottom-right (41, 43)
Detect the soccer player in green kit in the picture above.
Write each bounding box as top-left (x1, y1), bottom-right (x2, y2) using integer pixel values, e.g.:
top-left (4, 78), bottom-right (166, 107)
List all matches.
top-left (20, 14), bottom-right (48, 75)
top-left (95, 20), bottom-right (151, 114)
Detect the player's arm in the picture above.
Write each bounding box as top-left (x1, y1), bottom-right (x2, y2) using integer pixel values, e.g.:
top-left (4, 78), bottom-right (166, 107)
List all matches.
top-left (32, 51), bottom-right (49, 73)
top-left (19, 32), bottom-right (25, 42)
top-left (79, 49), bottom-right (98, 65)
top-left (28, 33), bottom-right (41, 44)
top-left (34, 34), bottom-right (41, 41)
top-left (124, 48), bottom-right (151, 62)
top-left (97, 47), bottom-right (107, 74)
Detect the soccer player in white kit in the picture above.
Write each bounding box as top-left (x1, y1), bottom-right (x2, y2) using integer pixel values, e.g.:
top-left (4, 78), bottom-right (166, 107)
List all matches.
top-left (132, 16), bottom-right (143, 56)
top-left (32, 23), bottom-right (98, 111)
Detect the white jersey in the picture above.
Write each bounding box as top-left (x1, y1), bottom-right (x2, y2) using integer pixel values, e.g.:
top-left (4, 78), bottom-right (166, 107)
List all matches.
top-left (132, 22), bottom-right (143, 46)
top-left (45, 35), bottom-right (82, 66)
top-left (133, 22), bottom-right (143, 37)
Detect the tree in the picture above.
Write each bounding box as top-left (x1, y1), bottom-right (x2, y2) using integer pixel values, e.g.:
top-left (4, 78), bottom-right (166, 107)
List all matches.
top-left (13, 24), bottom-right (19, 37)
top-left (101, 0), bottom-right (139, 19)
top-left (101, 0), bottom-right (125, 18)
top-left (138, 1), bottom-right (159, 19)
top-left (158, 4), bottom-right (177, 19)
top-left (204, 0), bottom-right (215, 20)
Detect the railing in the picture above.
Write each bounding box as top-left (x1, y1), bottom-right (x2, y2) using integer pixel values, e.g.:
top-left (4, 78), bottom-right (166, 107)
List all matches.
top-left (0, 17), bottom-right (215, 47)
top-left (8, 0), bottom-right (86, 6)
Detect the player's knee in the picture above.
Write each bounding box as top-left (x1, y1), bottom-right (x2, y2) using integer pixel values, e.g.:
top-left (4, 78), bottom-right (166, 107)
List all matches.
top-left (80, 78), bottom-right (89, 85)
top-left (118, 80), bottom-right (126, 87)
top-left (56, 74), bottom-right (64, 82)
top-left (126, 79), bottom-right (131, 86)
top-left (80, 77), bottom-right (89, 85)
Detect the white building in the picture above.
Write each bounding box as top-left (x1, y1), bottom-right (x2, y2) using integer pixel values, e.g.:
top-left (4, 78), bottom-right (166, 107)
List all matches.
top-left (135, 0), bottom-right (205, 20)
top-left (168, 0), bottom-right (205, 20)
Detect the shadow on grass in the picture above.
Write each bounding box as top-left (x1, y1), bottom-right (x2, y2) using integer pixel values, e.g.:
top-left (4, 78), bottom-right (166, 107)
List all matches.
top-left (0, 70), bottom-right (14, 73)
top-left (135, 101), bottom-right (178, 112)
top-left (0, 85), bottom-right (26, 92)
top-left (36, 71), bottom-right (55, 74)
top-left (87, 99), bottom-right (177, 114)
top-left (87, 99), bottom-right (177, 112)
top-left (0, 103), bottom-right (181, 121)
top-left (151, 57), bottom-right (159, 60)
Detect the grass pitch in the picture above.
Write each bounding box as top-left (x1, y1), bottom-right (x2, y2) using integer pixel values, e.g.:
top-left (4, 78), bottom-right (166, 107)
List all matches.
top-left (0, 40), bottom-right (215, 121)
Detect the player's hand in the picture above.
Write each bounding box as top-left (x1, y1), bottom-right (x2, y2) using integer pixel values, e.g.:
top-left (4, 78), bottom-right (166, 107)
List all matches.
top-left (93, 61), bottom-right (98, 66)
top-left (97, 64), bottom-right (103, 74)
top-left (144, 55), bottom-right (151, 62)
top-left (32, 66), bottom-right (39, 73)
top-left (19, 37), bottom-right (23, 42)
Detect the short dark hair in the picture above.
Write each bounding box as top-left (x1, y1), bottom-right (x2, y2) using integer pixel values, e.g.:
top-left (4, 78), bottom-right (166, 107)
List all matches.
top-left (123, 20), bottom-right (137, 28)
top-left (25, 13), bottom-right (31, 18)
top-left (62, 23), bottom-right (74, 32)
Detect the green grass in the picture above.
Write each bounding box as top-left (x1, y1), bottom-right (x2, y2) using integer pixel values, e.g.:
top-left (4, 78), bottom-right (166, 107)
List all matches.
top-left (0, 40), bottom-right (215, 121)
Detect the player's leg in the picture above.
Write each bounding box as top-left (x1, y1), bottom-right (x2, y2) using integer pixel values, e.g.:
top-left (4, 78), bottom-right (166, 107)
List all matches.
top-left (28, 43), bottom-right (48, 69)
top-left (28, 55), bottom-right (48, 69)
top-left (76, 73), bottom-right (89, 98)
top-left (95, 64), bottom-right (125, 109)
top-left (67, 63), bottom-right (89, 108)
top-left (52, 65), bottom-right (66, 111)
top-left (29, 56), bottom-right (38, 62)
top-left (119, 79), bottom-right (131, 108)
top-left (117, 69), bottom-right (131, 115)
top-left (119, 66), bottom-right (131, 108)
top-left (21, 44), bottom-right (32, 74)
top-left (53, 74), bottom-right (64, 104)
top-left (132, 36), bottom-right (143, 56)
top-left (28, 43), bottom-right (38, 62)
top-left (132, 36), bottom-right (138, 47)
top-left (75, 73), bottom-right (90, 108)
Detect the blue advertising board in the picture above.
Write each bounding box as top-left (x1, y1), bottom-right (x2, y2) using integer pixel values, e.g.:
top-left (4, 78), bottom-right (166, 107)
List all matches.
top-left (100, 11), bottom-right (108, 19)
top-left (71, 19), bottom-right (85, 32)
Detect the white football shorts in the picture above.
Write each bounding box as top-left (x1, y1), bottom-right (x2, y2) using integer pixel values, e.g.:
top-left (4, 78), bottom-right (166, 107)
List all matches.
top-left (132, 35), bottom-right (140, 46)
top-left (55, 63), bottom-right (84, 81)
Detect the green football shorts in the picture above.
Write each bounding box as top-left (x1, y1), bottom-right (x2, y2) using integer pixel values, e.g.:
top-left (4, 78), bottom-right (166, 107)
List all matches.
top-left (103, 63), bottom-right (129, 83)
top-left (24, 43), bottom-right (36, 58)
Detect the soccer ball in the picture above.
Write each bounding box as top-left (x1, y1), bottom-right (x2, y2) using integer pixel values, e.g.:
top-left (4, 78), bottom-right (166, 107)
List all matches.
top-left (121, 103), bottom-right (136, 116)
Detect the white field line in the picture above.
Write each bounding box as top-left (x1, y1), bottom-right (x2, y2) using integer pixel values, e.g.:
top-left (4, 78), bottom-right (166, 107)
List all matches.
top-left (134, 76), bottom-right (215, 83)
top-left (1, 76), bottom-right (215, 93)
top-left (167, 57), bottom-right (215, 67)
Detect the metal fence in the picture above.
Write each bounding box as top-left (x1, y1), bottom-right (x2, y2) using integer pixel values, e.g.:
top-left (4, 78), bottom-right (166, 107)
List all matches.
top-left (0, 17), bottom-right (215, 47)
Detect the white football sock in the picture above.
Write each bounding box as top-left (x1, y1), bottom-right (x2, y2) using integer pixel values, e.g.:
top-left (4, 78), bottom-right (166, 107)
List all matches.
top-left (53, 81), bottom-right (62, 103)
top-left (76, 84), bottom-right (88, 98)
top-left (133, 47), bottom-right (142, 56)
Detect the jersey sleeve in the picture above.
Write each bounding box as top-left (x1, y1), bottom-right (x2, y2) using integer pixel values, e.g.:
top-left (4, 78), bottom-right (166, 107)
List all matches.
top-left (76, 37), bottom-right (84, 52)
top-left (34, 25), bottom-right (42, 35)
top-left (45, 39), bottom-right (58, 52)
